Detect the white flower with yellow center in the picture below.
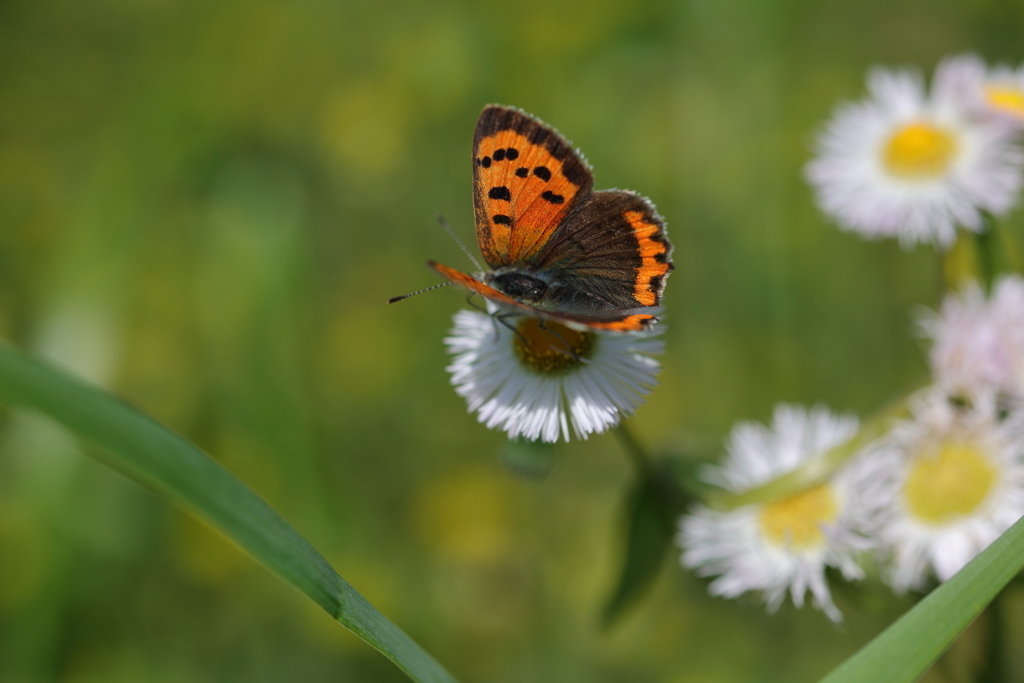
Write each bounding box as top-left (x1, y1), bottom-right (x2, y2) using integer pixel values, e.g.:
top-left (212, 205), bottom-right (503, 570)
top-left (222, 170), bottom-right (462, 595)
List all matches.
top-left (920, 275), bottom-right (1024, 396)
top-left (941, 54), bottom-right (1024, 128)
top-left (444, 310), bottom-right (663, 443)
top-left (679, 405), bottom-right (875, 622)
top-left (805, 64), bottom-right (1024, 247)
top-left (983, 64), bottom-right (1024, 126)
top-left (867, 389), bottom-right (1024, 593)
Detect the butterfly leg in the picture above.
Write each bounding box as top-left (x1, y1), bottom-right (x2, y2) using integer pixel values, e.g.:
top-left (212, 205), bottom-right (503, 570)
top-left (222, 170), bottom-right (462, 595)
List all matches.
top-left (462, 293), bottom-right (505, 341)
top-left (464, 292), bottom-right (488, 314)
top-left (537, 319), bottom-right (582, 362)
top-left (493, 311), bottom-right (529, 346)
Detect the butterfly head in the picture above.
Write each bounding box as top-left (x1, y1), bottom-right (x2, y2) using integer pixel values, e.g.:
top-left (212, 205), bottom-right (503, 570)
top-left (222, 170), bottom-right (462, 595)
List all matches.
top-left (487, 270), bottom-right (549, 304)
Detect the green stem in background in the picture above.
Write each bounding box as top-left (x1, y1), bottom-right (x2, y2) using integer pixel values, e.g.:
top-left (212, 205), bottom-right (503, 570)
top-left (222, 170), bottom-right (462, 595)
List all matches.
top-left (614, 421), bottom-right (652, 476)
top-left (944, 229), bottom-right (983, 292)
top-left (944, 215), bottom-right (1005, 294)
top-left (994, 214), bottom-right (1022, 275)
top-left (975, 219), bottom-right (997, 293)
top-left (705, 397), bottom-right (909, 511)
top-left (604, 421), bottom-right (688, 627)
top-left (0, 343), bottom-right (459, 683)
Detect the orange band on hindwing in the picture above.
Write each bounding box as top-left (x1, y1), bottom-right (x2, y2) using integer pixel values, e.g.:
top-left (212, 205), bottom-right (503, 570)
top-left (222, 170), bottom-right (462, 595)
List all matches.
top-left (581, 314), bottom-right (658, 332)
top-left (623, 209), bottom-right (672, 307)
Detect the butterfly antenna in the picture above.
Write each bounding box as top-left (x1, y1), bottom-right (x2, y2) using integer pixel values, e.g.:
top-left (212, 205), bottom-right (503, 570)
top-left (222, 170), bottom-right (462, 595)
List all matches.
top-left (437, 213), bottom-right (483, 272)
top-left (387, 281), bottom-right (451, 304)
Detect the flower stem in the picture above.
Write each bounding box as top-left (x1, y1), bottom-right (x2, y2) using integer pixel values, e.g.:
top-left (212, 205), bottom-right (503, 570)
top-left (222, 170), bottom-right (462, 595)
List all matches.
top-left (994, 214), bottom-right (1022, 276)
top-left (975, 221), bottom-right (997, 293)
top-left (944, 229), bottom-right (982, 291)
top-left (614, 422), bottom-right (651, 476)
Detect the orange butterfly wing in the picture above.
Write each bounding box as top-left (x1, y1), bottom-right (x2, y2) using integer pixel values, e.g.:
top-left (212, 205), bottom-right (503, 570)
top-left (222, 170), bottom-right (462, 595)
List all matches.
top-left (472, 106), bottom-right (594, 269)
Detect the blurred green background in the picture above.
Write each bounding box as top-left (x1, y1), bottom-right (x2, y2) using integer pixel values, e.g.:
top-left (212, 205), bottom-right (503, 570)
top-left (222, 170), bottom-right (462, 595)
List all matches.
top-left (3, 0), bottom-right (1024, 681)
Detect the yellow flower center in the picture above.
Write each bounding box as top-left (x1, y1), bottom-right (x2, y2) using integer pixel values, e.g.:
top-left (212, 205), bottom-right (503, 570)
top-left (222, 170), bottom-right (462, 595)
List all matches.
top-left (904, 441), bottom-right (996, 525)
top-left (883, 121), bottom-right (958, 179)
top-left (513, 318), bottom-right (595, 374)
top-left (985, 85), bottom-right (1024, 119)
top-left (758, 483), bottom-right (839, 550)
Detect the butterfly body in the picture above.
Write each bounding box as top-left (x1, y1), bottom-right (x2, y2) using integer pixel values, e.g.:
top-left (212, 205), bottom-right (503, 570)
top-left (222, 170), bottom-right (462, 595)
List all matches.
top-left (488, 270), bottom-right (549, 303)
top-left (427, 105), bottom-right (673, 333)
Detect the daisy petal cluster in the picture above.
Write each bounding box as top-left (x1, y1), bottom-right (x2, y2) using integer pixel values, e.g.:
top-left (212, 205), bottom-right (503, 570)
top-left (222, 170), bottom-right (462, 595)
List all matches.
top-left (444, 310), bottom-right (663, 443)
top-left (863, 388), bottom-right (1024, 592)
top-left (940, 54), bottom-right (1024, 130)
top-left (680, 405), bottom-right (875, 622)
top-left (679, 54), bottom-right (1024, 623)
top-left (805, 60), bottom-right (1024, 247)
top-left (982, 63), bottom-right (1024, 127)
top-left (920, 274), bottom-right (1024, 396)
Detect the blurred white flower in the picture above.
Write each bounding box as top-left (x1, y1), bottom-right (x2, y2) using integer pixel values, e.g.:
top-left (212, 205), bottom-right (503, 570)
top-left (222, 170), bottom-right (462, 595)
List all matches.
top-left (864, 388), bottom-right (1024, 593)
top-left (679, 405), bottom-right (876, 622)
top-left (920, 275), bottom-right (1024, 396)
top-left (940, 54), bottom-right (1024, 129)
top-left (444, 310), bottom-right (662, 443)
top-left (805, 64), bottom-right (1024, 247)
top-left (983, 63), bottom-right (1024, 127)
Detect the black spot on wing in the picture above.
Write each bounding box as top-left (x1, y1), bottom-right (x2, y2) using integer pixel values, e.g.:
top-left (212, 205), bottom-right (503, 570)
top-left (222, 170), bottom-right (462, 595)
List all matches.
top-left (493, 148), bottom-right (506, 161)
top-left (533, 166), bottom-right (551, 182)
top-left (515, 167), bottom-right (529, 178)
top-left (654, 251), bottom-right (668, 263)
top-left (480, 156), bottom-right (491, 168)
top-left (489, 186), bottom-right (511, 201)
top-left (541, 190), bottom-right (564, 204)
top-left (649, 275), bottom-right (664, 294)
top-left (492, 214), bottom-right (512, 226)
top-left (506, 147), bottom-right (519, 160)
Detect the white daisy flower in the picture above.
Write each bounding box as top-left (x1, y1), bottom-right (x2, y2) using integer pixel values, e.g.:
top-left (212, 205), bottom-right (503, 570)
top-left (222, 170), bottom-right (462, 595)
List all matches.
top-left (920, 275), bottom-right (1024, 396)
top-left (866, 388), bottom-right (1024, 593)
top-left (679, 405), bottom-right (876, 622)
top-left (444, 310), bottom-right (663, 443)
top-left (805, 63), bottom-right (1024, 247)
top-left (925, 274), bottom-right (1024, 397)
top-left (940, 53), bottom-right (1024, 128)
top-left (983, 63), bottom-right (1024, 127)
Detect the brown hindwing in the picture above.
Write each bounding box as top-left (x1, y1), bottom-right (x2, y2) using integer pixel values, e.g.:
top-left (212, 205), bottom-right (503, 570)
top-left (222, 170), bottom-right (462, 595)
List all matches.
top-left (472, 105), bottom-right (594, 269)
top-left (531, 190), bottom-right (673, 315)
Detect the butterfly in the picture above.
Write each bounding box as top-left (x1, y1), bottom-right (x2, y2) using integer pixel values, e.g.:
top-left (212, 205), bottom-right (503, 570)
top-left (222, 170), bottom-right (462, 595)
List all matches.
top-left (399, 104), bottom-right (673, 332)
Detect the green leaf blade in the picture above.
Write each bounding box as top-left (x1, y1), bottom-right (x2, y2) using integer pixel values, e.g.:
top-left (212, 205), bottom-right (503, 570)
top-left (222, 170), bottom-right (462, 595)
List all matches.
top-left (602, 462), bottom-right (689, 627)
top-left (820, 514), bottom-right (1024, 683)
top-left (0, 342), bottom-right (459, 683)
